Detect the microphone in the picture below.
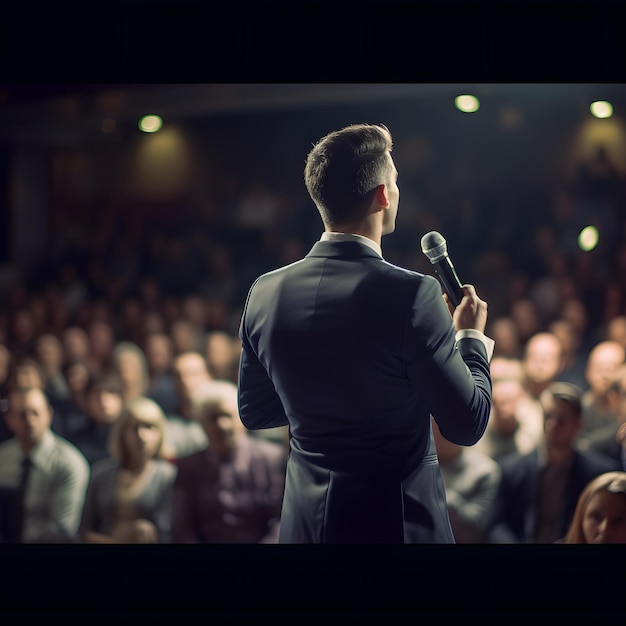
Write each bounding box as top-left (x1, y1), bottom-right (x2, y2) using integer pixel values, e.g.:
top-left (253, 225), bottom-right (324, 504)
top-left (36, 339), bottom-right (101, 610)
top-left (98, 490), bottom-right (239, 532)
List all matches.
top-left (420, 231), bottom-right (463, 307)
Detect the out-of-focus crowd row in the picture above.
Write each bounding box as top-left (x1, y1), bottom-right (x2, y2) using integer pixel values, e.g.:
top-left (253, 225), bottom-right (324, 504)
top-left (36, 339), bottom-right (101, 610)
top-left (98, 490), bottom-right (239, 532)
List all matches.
top-left (1, 138), bottom-right (626, 544)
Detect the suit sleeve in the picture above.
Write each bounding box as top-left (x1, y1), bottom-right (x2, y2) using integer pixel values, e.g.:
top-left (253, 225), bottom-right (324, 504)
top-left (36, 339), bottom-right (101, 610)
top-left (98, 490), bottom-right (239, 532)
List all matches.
top-left (405, 275), bottom-right (492, 446)
top-left (237, 281), bottom-right (289, 431)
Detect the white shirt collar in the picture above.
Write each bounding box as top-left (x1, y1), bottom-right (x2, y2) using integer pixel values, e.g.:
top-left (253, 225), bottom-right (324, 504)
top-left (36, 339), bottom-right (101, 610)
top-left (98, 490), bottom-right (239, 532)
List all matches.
top-left (320, 232), bottom-right (383, 258)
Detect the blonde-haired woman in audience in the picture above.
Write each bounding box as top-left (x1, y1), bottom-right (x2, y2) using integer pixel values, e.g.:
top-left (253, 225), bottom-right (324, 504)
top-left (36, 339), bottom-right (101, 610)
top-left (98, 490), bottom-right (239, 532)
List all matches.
top-left (79, 396), bottom-right (177, 543)
top-left (563, 471), bottom-right (626, 544)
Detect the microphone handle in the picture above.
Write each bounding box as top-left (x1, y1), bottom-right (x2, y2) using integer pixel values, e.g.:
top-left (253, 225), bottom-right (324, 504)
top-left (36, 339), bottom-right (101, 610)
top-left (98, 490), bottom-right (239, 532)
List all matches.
top-left (433, 256), bottom-right (463, 307)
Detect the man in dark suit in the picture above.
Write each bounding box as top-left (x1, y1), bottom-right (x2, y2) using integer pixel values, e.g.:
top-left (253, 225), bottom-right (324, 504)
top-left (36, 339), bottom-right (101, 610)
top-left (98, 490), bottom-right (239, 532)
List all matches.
top-left (237, 123), bottom-right (494, 543)
top-left (486, 382), bottom-right (622, 544)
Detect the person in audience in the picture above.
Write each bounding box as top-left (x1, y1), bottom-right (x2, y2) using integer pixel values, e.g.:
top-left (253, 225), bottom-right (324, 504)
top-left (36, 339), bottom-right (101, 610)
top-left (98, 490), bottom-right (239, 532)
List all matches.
top-left (579, 340), bottom-right (625, 439)
top-left (79, 396), bottom-right (177, 543)
top-left (486, 382), bottom-right (620, 543)
top-left (579, 363), bottom-right (626, 470)
top-left (181, 294), bottom-right (209, 351)
top-left (171, 380), bottom-right (287, 543)
top-left (112, 341), bottom-right (150, 404)
top-left (67, 372), bottom-right (125, 466)
top-left (9, 355), bottom-right (45, 391)
top-left (0, 343), bottom-right (12, 442)
top-left (7, 356), bottom-right (70, 439)
top-left (510, 298), bottom-right (541, 347)
top-left (34, 333), bottom-right (71, 404)
top-left (62, 326), bottom-right (91, 364)
top-left (518, 331), bottom-right (564, 446)
top-left (549, 318), bottom-right (588, 390)
top-left (0, 386), bottom-right (90, 542)
top-left (86, 319), bottom-right (116, 376)
top-left (488, 316), bottom-right (522, 360)
top-left (144, 332), bottom-right (178, 415)
top-left (55, 356), bottom-right (93, 440)
top-left (562, 471), bottom-right (626, 543)
top-left (170, 319), bottom-right (203, 356)
top-left (605, 315), bottom-right (626, 350)
top-left (473, 357), bottom-right (543, 461)
top-left (162, 351), bottom-right (212, 460)
top-left (6, 306), bottom-right (38, 358)
top-left (522, 331), bottom-right (564, 402)
top-left (433, 419), bottom-right (500, 543)
top-left (204, 330), bottom-right (238, 382)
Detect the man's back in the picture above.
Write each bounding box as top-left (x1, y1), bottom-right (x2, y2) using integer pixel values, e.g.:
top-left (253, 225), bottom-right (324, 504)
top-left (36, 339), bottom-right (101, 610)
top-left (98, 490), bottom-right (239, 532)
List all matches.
top-left (239, 240), bottom-right (492, 542)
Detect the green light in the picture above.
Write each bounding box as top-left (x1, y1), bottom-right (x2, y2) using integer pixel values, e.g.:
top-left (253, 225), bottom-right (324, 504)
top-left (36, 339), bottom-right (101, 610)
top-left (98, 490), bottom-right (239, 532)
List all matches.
top-left (578, 225), bottom-right (599, 251)
top-left (590, 101), bottom-right (613, 119)
top-left (455, 94), bottom-right (480, 113)
top-left (138, 114), bottom-right (163, 133)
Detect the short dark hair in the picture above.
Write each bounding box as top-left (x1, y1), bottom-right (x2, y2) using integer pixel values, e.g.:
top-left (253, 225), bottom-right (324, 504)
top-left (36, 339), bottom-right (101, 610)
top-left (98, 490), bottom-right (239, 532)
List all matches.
top-left (86, 372), bottom-right (123, 397)
top-left (304, 123), bottom-right (393, 227)
top-left (540, 381), bottom-right (583, 417)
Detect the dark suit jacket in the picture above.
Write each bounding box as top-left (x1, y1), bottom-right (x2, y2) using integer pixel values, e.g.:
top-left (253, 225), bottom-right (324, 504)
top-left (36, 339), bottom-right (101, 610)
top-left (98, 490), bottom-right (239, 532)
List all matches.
top-left (486, 447), bottom-right (622, 543)
top-left (238, 239), bottom-right (492, 543)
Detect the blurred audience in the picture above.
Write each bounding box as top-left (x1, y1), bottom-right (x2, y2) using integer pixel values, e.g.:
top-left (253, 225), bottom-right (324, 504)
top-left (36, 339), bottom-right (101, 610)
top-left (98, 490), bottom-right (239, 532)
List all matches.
top-left (549, 318), bottom-right (588, 390)
top-left (0, 343), bottom-right (11, 442)
top-left (67, 372), bottom-right (125, 466)
top-left (55, 356), bottom-right (92, 440)
top-left (433, 419), bottom-right (501, 543)
top-left (204, 330), bottom-right (239, 382)
top-left (563, 471), bottom-right (626, 544)
top-left (579, 363), bottom-right (626, 470)
top-left (0, 387), bottom-right (90, 543)
top-left (488, 316), bottom-right (522, 360)
top-left (172, 380), bottom-right (286, 543)
top-left (579, 340), bottom-right (625, 439)
top-left (473, 357), bottom-right (543, 461)
top-left (486, 382), bottom-right (620, 543)
top-left (161, 351), bottom-right (211, 460)
top-left (79, 397), bottom-right (177, 543)
top-left (86, 319), bottom-right (115, 376)
top-left (144, 332), bottom-right (178, 414)
top-left (112, 340), bottom-right (150, 404)
top-left (34, 333), bottom-right (70, 404)
top-left (1, 130), bottom-right (626, 545)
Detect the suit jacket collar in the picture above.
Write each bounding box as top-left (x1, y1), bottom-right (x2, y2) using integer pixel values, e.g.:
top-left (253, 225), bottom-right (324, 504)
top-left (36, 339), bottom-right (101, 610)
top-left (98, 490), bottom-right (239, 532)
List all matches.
top-left (306, 240), bottom-right (383, 260)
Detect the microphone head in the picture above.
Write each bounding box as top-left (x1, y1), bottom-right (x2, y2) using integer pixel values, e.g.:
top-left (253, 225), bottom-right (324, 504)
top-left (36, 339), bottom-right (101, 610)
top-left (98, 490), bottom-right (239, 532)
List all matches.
top-left (420, 231), bottom-right (448, 263)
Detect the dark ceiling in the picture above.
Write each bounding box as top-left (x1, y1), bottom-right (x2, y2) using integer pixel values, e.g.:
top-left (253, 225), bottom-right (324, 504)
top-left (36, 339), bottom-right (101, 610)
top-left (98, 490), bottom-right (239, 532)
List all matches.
top-left (0, 83), bottom-right (624, 148)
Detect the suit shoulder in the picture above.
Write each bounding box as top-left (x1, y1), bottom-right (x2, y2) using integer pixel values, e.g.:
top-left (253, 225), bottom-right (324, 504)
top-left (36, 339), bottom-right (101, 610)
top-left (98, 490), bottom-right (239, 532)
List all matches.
top-left (379, 262), bottom-right (441, 292)
top-left (250, 259), bottom-right (308, 287)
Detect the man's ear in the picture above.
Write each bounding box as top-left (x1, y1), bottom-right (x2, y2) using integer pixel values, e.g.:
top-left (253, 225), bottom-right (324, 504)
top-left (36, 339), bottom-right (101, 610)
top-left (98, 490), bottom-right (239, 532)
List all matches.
top-left (374, 183), bottom-right (390, 209)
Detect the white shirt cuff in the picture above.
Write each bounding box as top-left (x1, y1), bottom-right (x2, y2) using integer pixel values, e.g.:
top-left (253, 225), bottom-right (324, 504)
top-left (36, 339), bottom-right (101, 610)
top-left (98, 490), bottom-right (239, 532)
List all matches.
top-left (455, 329), bottom-right (495, 361)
